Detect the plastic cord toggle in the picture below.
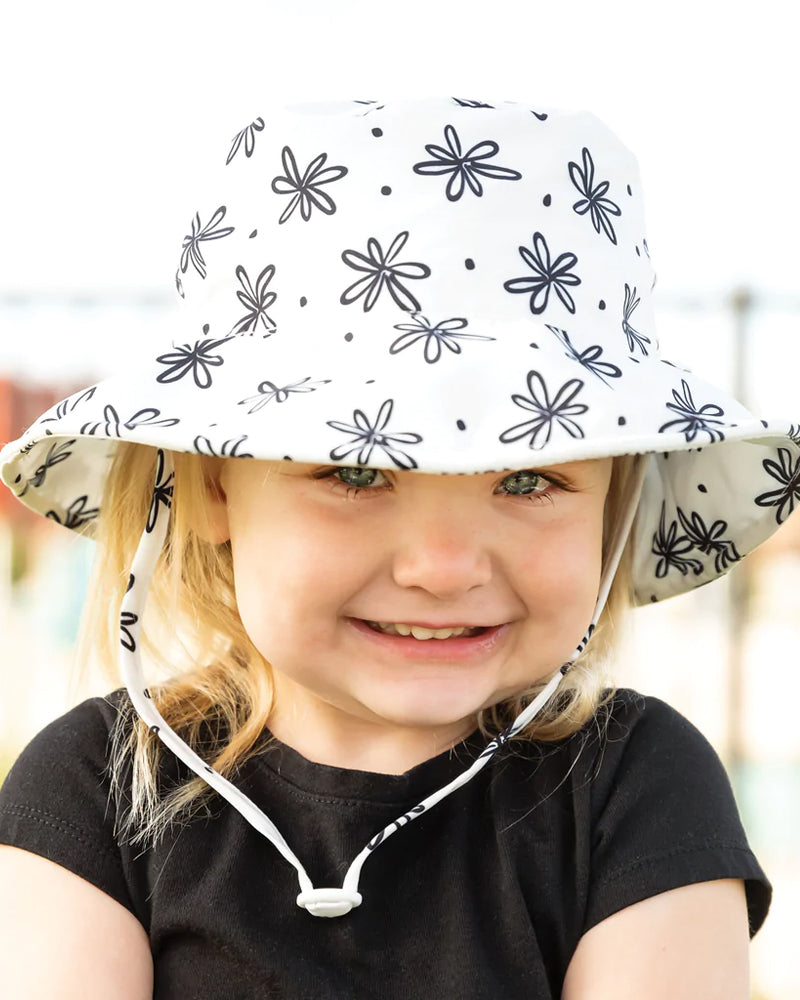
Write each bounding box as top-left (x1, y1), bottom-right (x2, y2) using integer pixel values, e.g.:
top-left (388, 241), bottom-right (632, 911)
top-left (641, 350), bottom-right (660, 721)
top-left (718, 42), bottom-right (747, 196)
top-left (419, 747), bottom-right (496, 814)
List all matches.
top-left (296, 888), bottom-right (363, 918)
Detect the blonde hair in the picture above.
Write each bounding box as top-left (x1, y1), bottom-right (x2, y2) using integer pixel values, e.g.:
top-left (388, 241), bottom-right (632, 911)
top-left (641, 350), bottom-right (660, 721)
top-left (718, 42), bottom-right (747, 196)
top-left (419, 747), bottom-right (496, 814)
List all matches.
top-left (78, 444), bottom-right (636, 843)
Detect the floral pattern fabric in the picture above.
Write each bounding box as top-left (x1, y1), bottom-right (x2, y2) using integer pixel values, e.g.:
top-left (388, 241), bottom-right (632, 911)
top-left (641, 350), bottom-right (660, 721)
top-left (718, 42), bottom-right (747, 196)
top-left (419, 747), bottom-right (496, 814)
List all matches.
top-left (227, 117), bottom-right (265, 165)
top-left (327, 400), bottom-right (422, 469)
top-left (568, 147), bottom-right (621, 244)
top-left (179, 207), bottom-right (235, 280)
top-left (504, 232), bottom-right (581, 315)
top-left (499, 371), bottom-right (587, 449)
top-left (340, 232), bottom-right (431, 312)
top-left (390, 314), bottom-right (494, 363)
top-left (412, 123), bottom-right (522, 201)
top-left (271, 146), bottom-right (348, 224)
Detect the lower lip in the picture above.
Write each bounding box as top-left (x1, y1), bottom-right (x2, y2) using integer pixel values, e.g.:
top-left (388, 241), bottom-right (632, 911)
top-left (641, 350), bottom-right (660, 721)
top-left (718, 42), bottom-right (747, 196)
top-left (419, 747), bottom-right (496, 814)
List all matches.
top-left (347, 618), bottom-right (510, 661)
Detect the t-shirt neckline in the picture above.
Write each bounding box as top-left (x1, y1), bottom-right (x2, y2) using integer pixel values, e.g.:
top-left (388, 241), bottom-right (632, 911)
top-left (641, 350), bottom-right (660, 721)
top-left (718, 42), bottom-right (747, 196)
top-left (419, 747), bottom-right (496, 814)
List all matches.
top-left (255, 727), bottom-right (486, 804)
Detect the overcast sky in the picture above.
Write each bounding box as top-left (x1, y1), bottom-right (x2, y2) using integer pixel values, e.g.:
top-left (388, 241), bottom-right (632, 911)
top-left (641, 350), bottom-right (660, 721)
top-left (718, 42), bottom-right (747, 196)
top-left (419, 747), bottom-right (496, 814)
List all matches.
top-left (1, 0), bottom-right (798, 403)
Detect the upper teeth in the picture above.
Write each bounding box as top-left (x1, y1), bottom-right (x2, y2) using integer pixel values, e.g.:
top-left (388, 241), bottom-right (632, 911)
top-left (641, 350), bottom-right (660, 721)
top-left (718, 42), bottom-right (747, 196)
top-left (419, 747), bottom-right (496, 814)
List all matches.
top-left (369, 622), bottom-right (478, 640)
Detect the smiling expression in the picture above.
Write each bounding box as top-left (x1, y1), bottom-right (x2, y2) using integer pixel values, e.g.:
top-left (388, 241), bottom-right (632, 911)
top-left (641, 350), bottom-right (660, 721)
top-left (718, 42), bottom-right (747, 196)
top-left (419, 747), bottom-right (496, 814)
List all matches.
top-left (207, 458), bottom-right (613, 763)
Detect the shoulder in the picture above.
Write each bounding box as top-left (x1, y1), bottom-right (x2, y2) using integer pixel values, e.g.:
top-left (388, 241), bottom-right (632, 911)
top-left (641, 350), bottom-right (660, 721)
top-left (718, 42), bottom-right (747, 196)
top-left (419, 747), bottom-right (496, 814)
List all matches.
top-left (571, 689), bottom-right (771, 936)
top-left (581, 688), bottom-right (738, 811)
top-left (597, 686), bottom-right (710, 746)
top-left (1, 691), bottom-right (129, 802)
top-left (0, 690), bottom-right (140, 915)
top-left (504, 688), bottom-right (742, 839)
top-left (0, 692), bottom-right (137, 874)
top-left (13, 689), bottom-right (129, 752)
top-left (0, 692), bottom-right (153, 997)
top-left (579, 687), bottom-right (745, 840)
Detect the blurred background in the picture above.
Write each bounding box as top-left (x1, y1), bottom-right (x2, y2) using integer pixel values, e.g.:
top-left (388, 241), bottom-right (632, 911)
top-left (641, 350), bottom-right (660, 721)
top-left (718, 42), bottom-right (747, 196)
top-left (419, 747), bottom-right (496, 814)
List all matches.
top-left (1, 2), bottom-right (798, 995)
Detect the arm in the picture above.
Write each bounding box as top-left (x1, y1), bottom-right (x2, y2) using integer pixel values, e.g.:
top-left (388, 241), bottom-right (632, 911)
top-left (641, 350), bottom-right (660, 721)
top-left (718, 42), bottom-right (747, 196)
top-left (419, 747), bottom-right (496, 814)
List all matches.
top-left (0, 845), bottom-right (154, 1000)
top-left (562, 878), bottom-right (749, 1000)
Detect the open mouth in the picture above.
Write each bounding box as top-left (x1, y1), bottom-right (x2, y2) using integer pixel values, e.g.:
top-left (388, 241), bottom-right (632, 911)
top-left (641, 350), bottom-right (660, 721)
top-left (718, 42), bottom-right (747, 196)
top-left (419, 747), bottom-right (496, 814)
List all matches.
top-left (362, 621), bottom-right (489, 640)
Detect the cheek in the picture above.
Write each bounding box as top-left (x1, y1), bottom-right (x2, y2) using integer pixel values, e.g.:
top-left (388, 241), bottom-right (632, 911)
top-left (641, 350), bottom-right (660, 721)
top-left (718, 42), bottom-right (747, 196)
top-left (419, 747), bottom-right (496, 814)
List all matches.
top-left (227, 509), bottom-right (369, 647)
top-left (517, 515), bottom-right (605, 617)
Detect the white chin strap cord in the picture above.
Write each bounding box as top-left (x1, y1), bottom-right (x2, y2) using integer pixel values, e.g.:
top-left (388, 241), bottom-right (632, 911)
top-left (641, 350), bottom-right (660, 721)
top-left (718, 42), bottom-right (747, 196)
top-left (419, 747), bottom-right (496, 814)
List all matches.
top-left (119, 452), bottom-right (647, 918)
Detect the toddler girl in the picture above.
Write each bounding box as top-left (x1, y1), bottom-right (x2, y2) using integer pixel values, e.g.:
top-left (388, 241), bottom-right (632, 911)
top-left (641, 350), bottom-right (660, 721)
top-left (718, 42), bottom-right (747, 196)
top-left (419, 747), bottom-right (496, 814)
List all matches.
top-left (1, 97), bottom-right (797, 998)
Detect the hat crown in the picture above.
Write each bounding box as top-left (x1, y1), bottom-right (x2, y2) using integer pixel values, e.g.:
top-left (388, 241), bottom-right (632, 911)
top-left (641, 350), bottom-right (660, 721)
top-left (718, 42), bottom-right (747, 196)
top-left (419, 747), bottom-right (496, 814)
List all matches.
top-left (174, 98), bottom-right (657, 370)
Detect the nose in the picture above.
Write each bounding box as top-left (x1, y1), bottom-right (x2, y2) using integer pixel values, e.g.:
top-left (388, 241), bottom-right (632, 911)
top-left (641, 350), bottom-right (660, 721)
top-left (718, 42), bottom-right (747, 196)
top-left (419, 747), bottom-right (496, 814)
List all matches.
top-left (391, 515), bottom-right (493, 600)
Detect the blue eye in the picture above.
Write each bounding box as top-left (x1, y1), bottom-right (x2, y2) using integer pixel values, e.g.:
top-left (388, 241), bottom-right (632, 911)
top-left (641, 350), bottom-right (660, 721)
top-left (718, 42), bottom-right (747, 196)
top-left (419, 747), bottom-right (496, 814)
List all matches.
top-left (495, 470), bottom-right (548, 496)
top-left (333, 467), bottom-right (388, 489)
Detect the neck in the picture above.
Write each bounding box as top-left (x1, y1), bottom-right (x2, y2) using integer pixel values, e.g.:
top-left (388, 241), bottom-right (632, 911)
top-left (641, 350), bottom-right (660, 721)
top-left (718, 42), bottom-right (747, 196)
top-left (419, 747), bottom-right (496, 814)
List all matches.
top-left (266, 685), bottom-right (477, 775)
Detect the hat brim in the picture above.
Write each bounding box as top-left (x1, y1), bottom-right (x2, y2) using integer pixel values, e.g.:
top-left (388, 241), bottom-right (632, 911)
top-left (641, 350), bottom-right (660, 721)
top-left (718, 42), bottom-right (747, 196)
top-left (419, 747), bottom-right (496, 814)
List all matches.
top-left (2, 319), bottom-right (798, 604)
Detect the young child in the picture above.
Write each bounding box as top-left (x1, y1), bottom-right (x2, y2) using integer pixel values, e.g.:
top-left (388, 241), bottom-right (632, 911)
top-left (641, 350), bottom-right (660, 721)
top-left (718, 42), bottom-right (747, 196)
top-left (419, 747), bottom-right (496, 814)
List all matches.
top-left (1, 97), bottom-right (797, 999)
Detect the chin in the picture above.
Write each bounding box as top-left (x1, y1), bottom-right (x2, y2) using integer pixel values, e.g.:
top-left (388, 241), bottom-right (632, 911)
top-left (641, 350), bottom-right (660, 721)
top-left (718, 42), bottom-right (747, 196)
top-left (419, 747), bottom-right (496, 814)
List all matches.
top-left (362, 691), bottom-right (487, 733)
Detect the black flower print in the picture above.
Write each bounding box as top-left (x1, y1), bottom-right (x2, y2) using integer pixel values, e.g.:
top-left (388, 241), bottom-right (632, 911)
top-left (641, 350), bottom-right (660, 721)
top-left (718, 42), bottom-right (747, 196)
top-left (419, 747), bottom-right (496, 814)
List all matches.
top-left (573, 623), bottom-right (595, 657)
top-left (238, 377), bottom-right (331, 414)
top-left (271, 146), bottom-right (348, 224)
top-left (146, 449), bottom-right (174, 534)
top-left (46, 495), bottom-right (99, 530)
top-left (226, 117), bottom-right (265, 165)
top-left (659, 379), bottom-right (726, 443)
top-left (353, 100), bottom-right (385, 115)
top-left (755, 448), bottom-right (800, 524)
top-left (787, 424), bottom-right (800, 446)
top-left (367, 805), bottom-right (426, 850)
top-left (545, 325), bottom-right (621, 387)
top-left (677, 509), bottom-right (740, 574)
top-left (451, 98), bottom-right (494, 108)
top-left (499, 370), bottom-right (587, 449)
top-left (120, 611), bottom-right (138, 652)
top-left (156, 336), bottom-right (233, 389)
top-left (621, 283), bottom-right (650, 355)
top-left (390, 314), bottom-right (495, 364)
top-left (80, 405), bottom-right (180, 437)
top-left (327, 399), bottom-right (422, 469)
top-left (503, 233), bottom-right (580, 315)
top-left (652, 504), bottom-right (704, 579)
top-left (193, 434), bottom-right (254, 458)
top-left (412, 124), bottom-right (521, 201)
top-left (231, 264), bottom-right (277, 334)
top-left (179, 206), bottom-right (235, 280)
top-left (341, 232), bottom-right (431, 312)
top-left (40, 387), bottom-right (96, 424)
top-left (568, 147), bottom-right (622, 244)
top-left (477, 729), bottom-right (511, 761)
top-left (17, 439), bottom-right (75, 497)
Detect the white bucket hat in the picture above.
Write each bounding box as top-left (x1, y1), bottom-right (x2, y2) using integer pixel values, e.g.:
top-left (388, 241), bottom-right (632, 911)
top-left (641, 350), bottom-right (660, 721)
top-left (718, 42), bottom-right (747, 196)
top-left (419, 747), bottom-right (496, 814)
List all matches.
top-left (2, 97), bottom-right (798, 916)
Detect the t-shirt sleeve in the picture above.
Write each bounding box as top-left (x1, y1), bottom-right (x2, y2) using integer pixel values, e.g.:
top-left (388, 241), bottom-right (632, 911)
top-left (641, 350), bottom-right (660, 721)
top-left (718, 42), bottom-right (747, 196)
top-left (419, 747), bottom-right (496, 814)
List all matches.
top-left (0, 695), bottom-right (136, 918)
top-left (583, 692), bottom-right (771, 937)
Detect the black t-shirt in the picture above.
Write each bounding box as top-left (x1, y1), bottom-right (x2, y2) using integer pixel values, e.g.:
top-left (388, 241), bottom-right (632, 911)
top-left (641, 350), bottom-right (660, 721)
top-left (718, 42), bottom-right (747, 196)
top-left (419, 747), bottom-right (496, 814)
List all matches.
top-left (0, 689), bottom-right (769, 999)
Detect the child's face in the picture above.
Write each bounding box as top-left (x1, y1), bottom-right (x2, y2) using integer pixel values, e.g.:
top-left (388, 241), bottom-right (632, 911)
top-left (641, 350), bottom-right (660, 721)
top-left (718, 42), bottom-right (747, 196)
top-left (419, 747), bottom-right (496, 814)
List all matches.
top-left (211, 458), bottom-right (613, 746)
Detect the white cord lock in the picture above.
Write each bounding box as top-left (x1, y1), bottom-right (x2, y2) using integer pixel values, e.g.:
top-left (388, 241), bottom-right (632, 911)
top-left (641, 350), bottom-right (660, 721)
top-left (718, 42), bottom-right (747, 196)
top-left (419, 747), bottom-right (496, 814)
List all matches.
top-left (296, 888), bottom-right (363, 918)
